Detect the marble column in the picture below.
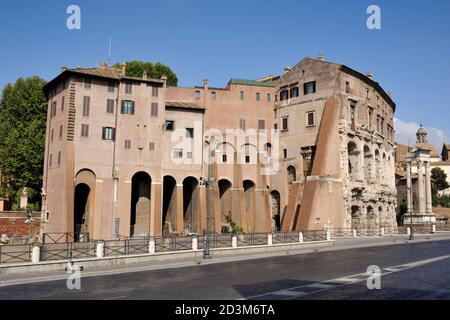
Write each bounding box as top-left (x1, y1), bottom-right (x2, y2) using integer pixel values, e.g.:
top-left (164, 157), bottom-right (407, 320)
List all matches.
top-left (417, 161), bottom-right (426, 214)
top-left (425, 161), bottom-right (433, 214)
top-left (406, 162), bottom-right (412, 214)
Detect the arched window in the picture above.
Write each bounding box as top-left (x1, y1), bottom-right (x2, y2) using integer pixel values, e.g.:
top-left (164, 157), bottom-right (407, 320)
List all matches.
top-left (348, 141), bottom-right (359, 180)
top-left (287, 166), bottom-right (296, 184)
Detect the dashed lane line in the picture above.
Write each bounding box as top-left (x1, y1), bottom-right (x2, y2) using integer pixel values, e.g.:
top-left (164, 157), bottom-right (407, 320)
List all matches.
top-left (242, 254), bottom-right (450, 300)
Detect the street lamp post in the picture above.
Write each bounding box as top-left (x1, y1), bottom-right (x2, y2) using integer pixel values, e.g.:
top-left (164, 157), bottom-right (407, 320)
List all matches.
top-left (26, 209), bottom-right (33, 242)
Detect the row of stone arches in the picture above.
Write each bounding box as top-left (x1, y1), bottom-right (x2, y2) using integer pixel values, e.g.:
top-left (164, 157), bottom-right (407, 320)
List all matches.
top-left (347, 140), bottom-right (392, 185)
top-left (350, 204), bottom-right (395, 230)
top-left (73, 168), bottom-right (275, 237)
top-left (131, 172), bottom-right (200, 236)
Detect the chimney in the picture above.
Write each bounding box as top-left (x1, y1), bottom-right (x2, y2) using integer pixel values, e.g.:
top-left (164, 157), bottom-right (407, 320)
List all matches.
top-left (203, 79), bottom-right (209, 108)
top-left (283, 66), bottom-right (291, 74)
top-left (366, 71), bottom-right (373, 80)
top-left (120, 63), bottom-right (126, 76)
top-left (161, 74), bottom-right (167, 88)
top-left (317, 52), bottom-right (325, 61)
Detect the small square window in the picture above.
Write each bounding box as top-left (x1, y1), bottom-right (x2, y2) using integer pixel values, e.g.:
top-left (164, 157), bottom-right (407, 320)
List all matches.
top-left (102, 127), bottom-right (115, 140)
top-left (149, 142), bottom-right (155, 151)
top-left (282, 117), bottom-right (288, 131)
top-left (267, 93), bottom-right (271, 102)
top-left (173, 148), bottom-right (183, 158)
top-left (290, 87), bottom-right (299, 98)
top-left (256, 92), bottom-right (260, 101)
top-left (83, 96), bottom-right (90, 116)
top-left (125, 140), bottom-right (131, 149)
top-left (240, 91), bottom-right (244, 100)
top-left (106, 99), bottom-right (115, 113)
top-left (304, 81), bottom-right (316, 95)
top-left (258, 119), bottom-right (265, 130)
top-left (165, 120), bottom-right (175, 131)
top-left (81, 124), bottom-right (89, 137)
top-left (306, 111), bottom-right (315, 127)
top-left (280, 90), bottom-right (289, 101)
top-left (152, 86), bottom-right (159, 97)
top-left (239, 119), bottom-right (246, 130)
top-left (108, 81), bottom-right (115, 93)
top-left (84, 78), bottom-right (92, 89)
top-left (211, 91), bottom-right (216, 100)
top-left (222, 154), bottom-right (227, 163)
top-left (51, 101), bottom-right (57, 117)
top-left (125, 82), bottom-right (133, 94)
top-left (121, 100), bottom-right (135, 114)
top-left (245, 155), bottom-right (251, 163)
top-left (195, 90), bottom-right (201, 99)
top-left (151, 103), bottom-right (158, 117)
top-left (186, 128), bottom-right (194, 138)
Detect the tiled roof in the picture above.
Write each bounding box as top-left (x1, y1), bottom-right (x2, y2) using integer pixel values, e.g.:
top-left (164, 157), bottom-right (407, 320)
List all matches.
top-left (165, 101), bottom-right (205, 110)
top-left (67, 67), bottom-right (122, 79)
top-left (228, 79), bottom-right (274, 87)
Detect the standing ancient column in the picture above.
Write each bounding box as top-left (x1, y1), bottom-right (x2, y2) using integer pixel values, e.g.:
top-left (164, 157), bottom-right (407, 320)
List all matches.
top-left (425, 161), bottom-right (433, 214)
top-left (406, 162), bottom-right (412, 214)
top-left (417, 160), bottom-right (426, 214)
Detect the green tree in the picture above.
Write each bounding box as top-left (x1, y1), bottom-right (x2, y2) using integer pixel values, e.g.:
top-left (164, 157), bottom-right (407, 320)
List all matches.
top-left (112, 60), bottom-right (178, 86)
top-left (431, 167), bottom-right (449, 191)
top-left (0, 77), bottom-right (47, 208)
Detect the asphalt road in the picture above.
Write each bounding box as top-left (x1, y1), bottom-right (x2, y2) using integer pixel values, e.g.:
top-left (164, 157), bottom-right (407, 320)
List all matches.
top-left (1, 239), bottom-right (449, 300)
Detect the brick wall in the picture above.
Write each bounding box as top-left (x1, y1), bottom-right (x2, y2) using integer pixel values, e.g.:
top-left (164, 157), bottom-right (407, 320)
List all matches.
top-left (0, 211), bottom-right (41, 237)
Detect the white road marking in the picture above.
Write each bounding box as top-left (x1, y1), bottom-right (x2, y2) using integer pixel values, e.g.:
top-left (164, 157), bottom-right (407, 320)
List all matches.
top-left (104, 295), bottom-right (127, 300)
top-left (242, 254), bottom-right (450, 300)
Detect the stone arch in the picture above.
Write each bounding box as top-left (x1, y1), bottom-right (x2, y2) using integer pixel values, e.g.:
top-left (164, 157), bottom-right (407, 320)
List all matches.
top-left (130, 171), bottom-right (151, 237)
top-left (74, 169), bottom-right (96, 241)
top-left (287, 165), bottom-right (296, 185)
top-left (270, 190), bottom-right (281, 231)
top-left (183, 176), bottom-right (199, 233)
top-left (375, 149), bottom-right (381, 183)
top-left (348, 141), bottom-right (359, 180)
top-left (243, 180), bottom-right (256, 233)
top-left (162, 175), bottom-right (177, 236)
top-left (351, 205), bottom-right (362, 230)
top-left (364, 145), bottom-right (372, 182)
top-left (367, 205), bottom-right (376, 229)
top-left (218, 179), bottom-right (232, 227)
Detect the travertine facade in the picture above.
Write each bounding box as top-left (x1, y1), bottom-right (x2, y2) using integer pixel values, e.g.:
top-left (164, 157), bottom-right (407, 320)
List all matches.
top-left (41, 56), bottom-right (398, 240)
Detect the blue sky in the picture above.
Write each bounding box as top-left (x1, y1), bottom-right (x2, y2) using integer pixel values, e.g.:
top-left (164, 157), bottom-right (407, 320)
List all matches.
top-left (0, 0), bottom-right (449, 149)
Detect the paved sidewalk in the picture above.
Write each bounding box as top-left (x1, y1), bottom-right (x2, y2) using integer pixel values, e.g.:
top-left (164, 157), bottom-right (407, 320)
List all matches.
top-left (1, 232), bottom-right (449, 287)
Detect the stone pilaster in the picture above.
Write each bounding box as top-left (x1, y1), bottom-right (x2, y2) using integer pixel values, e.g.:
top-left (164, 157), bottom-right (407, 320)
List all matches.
top-left (150, 182), bottom-right (162, 237)
top-left (406, 162), bottom-right (412, 214)
top-left (175, 184), bottom-right (184, 234)
top-left (425, 162), bottom-right (433, 214)
top-left (417, 161), bottom-right (426, 214)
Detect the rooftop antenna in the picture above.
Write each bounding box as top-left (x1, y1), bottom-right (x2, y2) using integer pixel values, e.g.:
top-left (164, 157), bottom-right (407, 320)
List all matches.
top-left (108, 36), bottom-right (112, 64)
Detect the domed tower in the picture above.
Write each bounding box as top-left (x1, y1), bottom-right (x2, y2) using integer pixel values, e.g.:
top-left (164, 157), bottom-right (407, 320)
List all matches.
top-left (416, 124), bottom-right (428, 143)
top-left (413, 124), bottom-right (440, 161)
